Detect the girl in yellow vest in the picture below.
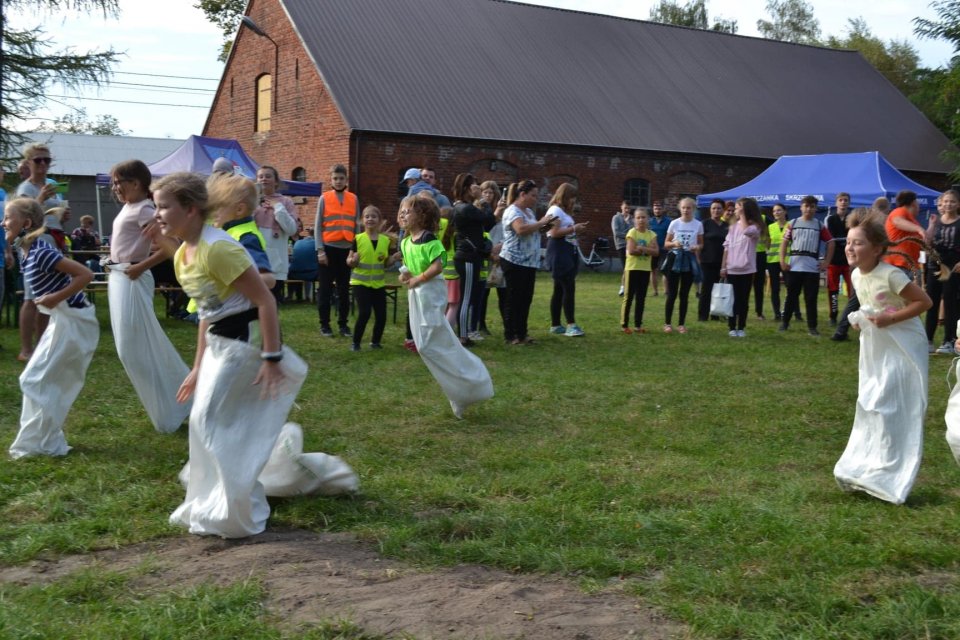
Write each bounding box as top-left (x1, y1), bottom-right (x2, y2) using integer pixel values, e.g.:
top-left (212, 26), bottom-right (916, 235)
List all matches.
top-left (346, 205), bottom-right (395, 351)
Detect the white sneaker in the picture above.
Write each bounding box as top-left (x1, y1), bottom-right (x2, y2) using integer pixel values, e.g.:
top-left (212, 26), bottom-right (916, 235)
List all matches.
top-left (618, 285), bottom-right (624, 296)
top-left (450, 400), bottom-right (464, 419)
top-left (729, 330), bottom-right (738, 337)
top-left (467, 331), bottom-right (485, 341)
top-left (737, 330), bottom-right (746, 338)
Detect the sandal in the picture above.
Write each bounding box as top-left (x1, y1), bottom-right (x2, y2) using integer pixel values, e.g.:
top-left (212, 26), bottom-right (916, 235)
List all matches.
top-left (663, 324), bottom-right (673, 333)
top-left (678, 325), bottom-right (688, 334)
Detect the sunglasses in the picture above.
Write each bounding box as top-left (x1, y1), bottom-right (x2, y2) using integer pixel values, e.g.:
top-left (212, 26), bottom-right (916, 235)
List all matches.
top-left (32, 157), bottom-right (52, 165)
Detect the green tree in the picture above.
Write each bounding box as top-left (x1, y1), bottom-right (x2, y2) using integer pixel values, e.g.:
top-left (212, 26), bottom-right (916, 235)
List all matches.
top-left (756, 0), bottom-right (820, 44)
top-left (913, 0), bottom-right (960, 47)
top-left (36, 107), bottom-right (128, 136)
top-left (1, 0), bottom-right (119, 159)
top-left (914, 0), bottom-right (960, 178)
top-left (195, 0), bottom-right (245, 62)
top-left (826, 18), bottom-right (920, 96)
top-left (648, 0), bottom-right (738, 34)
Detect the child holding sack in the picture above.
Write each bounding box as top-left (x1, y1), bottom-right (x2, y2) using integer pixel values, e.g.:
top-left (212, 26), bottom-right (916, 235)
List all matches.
top-left (154, 172), bottom-right (356, 538)
top-left (399, 194), bottom-right (493, 419)
top-left (833, 209), bottom-right (931, 504)
top-left (5, 197), bottom-right (98, 459)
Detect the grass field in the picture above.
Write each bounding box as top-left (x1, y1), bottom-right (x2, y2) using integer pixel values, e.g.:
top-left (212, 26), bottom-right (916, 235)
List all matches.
top-left (2, 270), bottom-right (960, 639)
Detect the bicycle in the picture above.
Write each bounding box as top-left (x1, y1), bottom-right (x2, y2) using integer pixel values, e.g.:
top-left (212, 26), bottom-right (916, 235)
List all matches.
top-left (577, 236), bottom-right (610, 270)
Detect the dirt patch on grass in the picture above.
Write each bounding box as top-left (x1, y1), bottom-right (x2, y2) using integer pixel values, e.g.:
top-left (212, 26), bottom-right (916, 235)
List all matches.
top-left (0, 529), bottom-right (685, 639)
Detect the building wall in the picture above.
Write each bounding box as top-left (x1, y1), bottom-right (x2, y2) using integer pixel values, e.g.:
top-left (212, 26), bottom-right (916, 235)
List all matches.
top-left (353, 133), bottom-right (773, 246)
top-left (205, 0), bottom-right (951, 240)
top-left (204, 0), bottom-right (351, 213)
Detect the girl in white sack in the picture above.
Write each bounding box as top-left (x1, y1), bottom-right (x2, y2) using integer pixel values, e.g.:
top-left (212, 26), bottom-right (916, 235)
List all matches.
top-left (5, 197), bottom-right (98, 459)
top-left (154, 172), bottom-right (356, 539)
top-left (833, 208), bottom-right (931, 504)
top-left (399, 194), bottom-right (493, 419)
top-left (108, 159), bottom-right (192, 433)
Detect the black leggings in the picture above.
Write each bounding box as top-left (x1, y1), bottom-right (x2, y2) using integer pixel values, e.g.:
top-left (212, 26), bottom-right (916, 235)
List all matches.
top-left (665, 270), bottom-right (694, 326)
top-left (550, 271), bottom-right (577, 326)
top-left (352, 285), bottom-right (386, 346)
top-left (765, 262), bottom-right (782, 318)
top-left (727, 273), bottom-right (753, 331)
top-left (925, 266), bottom-right (960, 343)
top-left (502, 260), bottom-right (537, 342)
top-left (621, 270), bottom-right (650, 328)
top-left (753, 252), bottom-right (766, 315)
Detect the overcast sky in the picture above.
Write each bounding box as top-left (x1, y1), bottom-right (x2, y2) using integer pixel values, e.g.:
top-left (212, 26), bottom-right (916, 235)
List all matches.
top-left (8, 0), bottom-right (955, 140)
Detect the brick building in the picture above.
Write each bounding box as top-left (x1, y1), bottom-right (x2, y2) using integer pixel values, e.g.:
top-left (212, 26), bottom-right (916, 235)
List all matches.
top-left (204, 0), bottom-right (954, 243)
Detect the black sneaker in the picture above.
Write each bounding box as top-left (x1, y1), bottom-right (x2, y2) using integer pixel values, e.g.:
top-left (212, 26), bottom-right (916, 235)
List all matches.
top-left (349, 343), bottom-right (361, 352)
top-left (369, 343), bottom-right (383, 349)
top-left (830, 332), bottom-right (848, 342)
top-left (777, 324), bottom-right (788, 332)
top-left (320, 326), bottom-right (334, 337)
top-left (339, 326), bottom-right (352, 337)
top-left (829, 318), bottom-right (837, 327)
top-left (808, 328), bottom-right (821, 337)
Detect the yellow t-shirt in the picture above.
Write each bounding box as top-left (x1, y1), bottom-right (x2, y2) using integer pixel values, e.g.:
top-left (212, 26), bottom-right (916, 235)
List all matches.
top-left (174, 225), bottom-right (254, 322)
top-left (625, 228), bottom-right (656, 271)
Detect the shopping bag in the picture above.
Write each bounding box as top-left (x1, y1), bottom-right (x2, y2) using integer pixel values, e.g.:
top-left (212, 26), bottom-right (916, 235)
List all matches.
top-left (709, 281), bottom-right (734, 317)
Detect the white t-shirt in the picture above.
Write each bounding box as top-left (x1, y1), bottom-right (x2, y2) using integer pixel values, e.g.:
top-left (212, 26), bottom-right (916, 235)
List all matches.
top-left (667, 217), bottom-right (703, 250)
top-left (546, 205), bottom-right (577, 245)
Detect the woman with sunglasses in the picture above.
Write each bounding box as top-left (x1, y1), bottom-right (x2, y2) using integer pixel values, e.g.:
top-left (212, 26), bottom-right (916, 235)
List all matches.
top-left (13, 143), bottom-right (62, 362)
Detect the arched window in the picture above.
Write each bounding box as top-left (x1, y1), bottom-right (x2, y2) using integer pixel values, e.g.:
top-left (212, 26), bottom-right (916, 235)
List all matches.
top-left (623, 178), bottom-right (650, 207)
top-left (256, 74), bottom-right (272, 132)
top-left (291, 167), bottom-right (306, 182)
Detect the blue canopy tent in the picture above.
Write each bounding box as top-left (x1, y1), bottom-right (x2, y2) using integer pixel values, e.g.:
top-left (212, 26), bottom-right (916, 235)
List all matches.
top-left (95, 135), bottom-right (323, 197)
top-left (696, 151), bottom-right (941, 211)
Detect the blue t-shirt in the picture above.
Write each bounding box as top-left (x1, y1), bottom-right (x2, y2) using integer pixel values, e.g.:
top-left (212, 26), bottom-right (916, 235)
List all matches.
top-left (22, 239), bottom-right (87, 308)
top-left (649, 215), bottom-right (671, 249)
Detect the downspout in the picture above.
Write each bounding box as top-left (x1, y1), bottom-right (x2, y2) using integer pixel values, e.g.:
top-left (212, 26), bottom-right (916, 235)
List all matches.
top-left (352, 129), bottom-right (362, 200)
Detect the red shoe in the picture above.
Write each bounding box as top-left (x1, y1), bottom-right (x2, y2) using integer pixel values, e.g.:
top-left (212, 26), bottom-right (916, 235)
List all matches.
top-left (622, 327), bottom-right (633, 334)
top-left (403, 339), bottom-right (418, 353)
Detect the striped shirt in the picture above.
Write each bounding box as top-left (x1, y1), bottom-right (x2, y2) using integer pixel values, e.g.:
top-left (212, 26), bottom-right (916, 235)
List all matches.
top-left (22, 239), bottom-right (87, 308)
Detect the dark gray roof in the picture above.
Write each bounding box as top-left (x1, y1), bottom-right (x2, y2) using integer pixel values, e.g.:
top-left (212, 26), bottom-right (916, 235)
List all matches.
top-left (281, 0), bottom-right (954, 173)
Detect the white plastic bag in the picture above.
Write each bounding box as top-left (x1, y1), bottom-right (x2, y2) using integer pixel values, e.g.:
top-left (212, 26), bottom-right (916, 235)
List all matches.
top-left (170, 334), bottom-right (357, 538)
top-left (108, 267), bottom-right (191, 433)
top-left (407, 277), bottom-right (494, 418)
top-left (10, 302), bottom-right (99, 459)
top-left (709, 281), bottom-right (734, 318)
top-left (833, 309), bottom-right (927, 504)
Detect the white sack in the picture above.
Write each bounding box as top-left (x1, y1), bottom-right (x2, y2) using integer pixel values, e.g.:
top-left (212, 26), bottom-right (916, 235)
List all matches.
top-left (259, 422), bottom-right (359, 497)
top-left (10, 302), bottom-right (99, 459)
top-left (108, 267), bottom-right (191, 433)
top-left (408, 277), bottom-right (494, 418)
top-left (944, 357), bottom-right (960, 463)
top-left (833, 310), bottom-right (927, 504)
top-left (170, 334), bottom-right (357, 538)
